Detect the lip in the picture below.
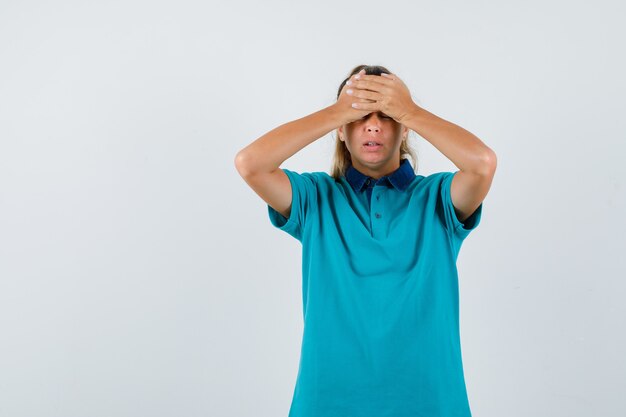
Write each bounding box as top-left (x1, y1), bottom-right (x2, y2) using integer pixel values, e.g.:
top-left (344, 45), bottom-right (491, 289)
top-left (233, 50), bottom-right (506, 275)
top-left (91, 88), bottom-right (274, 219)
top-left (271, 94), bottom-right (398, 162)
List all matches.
top-left (362, 142), bottom-right (383, 151)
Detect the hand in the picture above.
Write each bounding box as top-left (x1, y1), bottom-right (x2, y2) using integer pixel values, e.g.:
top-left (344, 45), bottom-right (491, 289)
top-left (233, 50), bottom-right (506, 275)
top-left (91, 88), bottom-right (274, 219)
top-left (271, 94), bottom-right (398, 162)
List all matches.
top-left (332, 69), bottom-right (376, 124)
top-left (345, 72), bottom-right (418, 124)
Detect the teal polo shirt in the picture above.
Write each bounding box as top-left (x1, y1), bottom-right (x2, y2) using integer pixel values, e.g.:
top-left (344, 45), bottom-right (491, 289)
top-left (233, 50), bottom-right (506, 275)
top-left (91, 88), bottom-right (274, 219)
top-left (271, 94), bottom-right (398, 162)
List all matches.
top-left (267, 158), bottom-right (482, 417)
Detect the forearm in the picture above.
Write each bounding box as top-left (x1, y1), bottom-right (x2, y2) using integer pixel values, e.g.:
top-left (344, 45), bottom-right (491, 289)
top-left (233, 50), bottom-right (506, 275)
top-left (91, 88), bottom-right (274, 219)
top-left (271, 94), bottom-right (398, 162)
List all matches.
top-left (402, 105), bottom-right (496, 175)
top-left (235, 105), bottom-right (343, 176)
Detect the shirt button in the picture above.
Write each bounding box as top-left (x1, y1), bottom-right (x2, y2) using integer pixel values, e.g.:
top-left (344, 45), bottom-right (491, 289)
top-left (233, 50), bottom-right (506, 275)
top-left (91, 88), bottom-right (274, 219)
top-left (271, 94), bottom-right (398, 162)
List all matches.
top-left (375, 213), bottom-right (381, 218)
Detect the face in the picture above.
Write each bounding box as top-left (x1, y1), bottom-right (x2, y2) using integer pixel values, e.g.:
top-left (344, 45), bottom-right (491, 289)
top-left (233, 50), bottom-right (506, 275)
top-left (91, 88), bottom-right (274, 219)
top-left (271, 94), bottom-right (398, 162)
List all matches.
top-left (338, 111), bottom-right (408, 179)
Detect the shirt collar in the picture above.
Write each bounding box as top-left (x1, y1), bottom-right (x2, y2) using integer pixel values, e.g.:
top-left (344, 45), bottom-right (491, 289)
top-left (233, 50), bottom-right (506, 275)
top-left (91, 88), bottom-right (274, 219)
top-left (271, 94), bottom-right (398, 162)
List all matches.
top-left (345, 158), bottom-right (416, 193)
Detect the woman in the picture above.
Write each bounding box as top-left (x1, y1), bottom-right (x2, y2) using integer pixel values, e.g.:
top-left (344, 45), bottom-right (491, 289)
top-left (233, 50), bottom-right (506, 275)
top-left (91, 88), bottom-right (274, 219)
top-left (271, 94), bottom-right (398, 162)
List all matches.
top-left (234, 65), bottom-right (496, 417)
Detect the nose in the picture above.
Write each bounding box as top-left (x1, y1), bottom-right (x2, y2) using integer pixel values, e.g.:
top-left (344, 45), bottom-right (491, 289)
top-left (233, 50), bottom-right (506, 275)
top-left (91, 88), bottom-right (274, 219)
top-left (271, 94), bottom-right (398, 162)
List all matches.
top-left (365, 114), bottom-right (381, 133)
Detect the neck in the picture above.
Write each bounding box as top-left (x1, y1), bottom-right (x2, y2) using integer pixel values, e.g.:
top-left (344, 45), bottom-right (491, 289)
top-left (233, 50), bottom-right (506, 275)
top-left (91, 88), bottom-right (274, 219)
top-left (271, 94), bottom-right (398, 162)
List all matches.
top-left (351, 160), bottom-right (400, 179)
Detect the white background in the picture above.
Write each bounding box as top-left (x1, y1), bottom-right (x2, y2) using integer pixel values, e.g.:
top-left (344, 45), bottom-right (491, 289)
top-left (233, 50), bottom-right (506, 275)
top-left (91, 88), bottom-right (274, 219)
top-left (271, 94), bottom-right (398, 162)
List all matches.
top-left (1, 1), bottom-right (624, 416)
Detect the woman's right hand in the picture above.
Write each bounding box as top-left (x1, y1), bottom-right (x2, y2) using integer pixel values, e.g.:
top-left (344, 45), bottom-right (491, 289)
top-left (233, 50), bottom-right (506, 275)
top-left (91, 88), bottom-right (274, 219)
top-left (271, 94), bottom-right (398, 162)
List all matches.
top-left (332, 69), bottom-right (377, 125)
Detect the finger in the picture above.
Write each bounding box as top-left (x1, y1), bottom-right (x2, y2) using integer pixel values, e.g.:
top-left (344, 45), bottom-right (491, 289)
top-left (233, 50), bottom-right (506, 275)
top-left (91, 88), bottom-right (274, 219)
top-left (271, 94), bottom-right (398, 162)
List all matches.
top-left (352, 69), bottom-right (366, 80)
top-left (380, 72), bottom-right (397, 81)
top-left (357, 74), bottom-right (395, 87)
top-left (356, 97), bottom-right (376, 104)
top-left (346, 70), bottom-right (366, 86)
top-left (351, 101), bottom-right (380, 111)
top-left (340, 88), bottom-right (374, 104)
top-left (343, 70), bottom-right (367, 92)
top-left (353, 79), bottom-right (392, 93)
top-left (346, 88), bottom-right (382, 101)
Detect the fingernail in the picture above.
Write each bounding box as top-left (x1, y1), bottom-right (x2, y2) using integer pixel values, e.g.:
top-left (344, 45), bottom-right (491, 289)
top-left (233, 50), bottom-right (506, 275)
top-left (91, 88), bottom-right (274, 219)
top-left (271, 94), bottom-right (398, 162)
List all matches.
top-left (347, 89), bottom-right (353, 95)
top-left (346, 80), bottom-right (352, 85)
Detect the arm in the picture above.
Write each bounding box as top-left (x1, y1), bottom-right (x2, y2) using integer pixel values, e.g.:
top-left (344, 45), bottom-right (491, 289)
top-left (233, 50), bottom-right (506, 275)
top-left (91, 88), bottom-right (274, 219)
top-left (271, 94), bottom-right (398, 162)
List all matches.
top-left (234, 70), bottom-right (371, 218)
top-left (234, 106), bottom-right (343, 218)
top-left (235, 105), bottom-right (343, 176)
top-left (401, 107), bottom-right (497, 222)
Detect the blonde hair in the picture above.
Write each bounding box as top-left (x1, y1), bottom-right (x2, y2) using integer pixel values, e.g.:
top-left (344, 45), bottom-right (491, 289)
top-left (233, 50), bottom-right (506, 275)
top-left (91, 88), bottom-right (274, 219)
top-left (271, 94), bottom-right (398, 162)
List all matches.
top-left (330, 65), bottom-right (418, 180)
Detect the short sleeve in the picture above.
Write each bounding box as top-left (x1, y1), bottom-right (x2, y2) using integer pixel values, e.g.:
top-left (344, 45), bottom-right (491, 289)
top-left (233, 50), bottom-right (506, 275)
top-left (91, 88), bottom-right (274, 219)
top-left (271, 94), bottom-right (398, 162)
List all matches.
top-left (267, 168), bottom-right (318, 242)
top-left (439, 171), bottom-right (482, 241)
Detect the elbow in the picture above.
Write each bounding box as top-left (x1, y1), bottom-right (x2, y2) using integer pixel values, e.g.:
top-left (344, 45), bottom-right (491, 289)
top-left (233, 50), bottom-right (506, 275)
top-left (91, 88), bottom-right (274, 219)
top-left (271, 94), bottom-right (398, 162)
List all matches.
top-left (234, 149), bottom-right (253, 178)
top-left (487, 149), bottom-right (497, 170)
top-left (469, 149), bottom-right (497, 177)
top-left (234, 148), bottom-right (269, 179)
top-left (481, 149), bottom-right (497, 176)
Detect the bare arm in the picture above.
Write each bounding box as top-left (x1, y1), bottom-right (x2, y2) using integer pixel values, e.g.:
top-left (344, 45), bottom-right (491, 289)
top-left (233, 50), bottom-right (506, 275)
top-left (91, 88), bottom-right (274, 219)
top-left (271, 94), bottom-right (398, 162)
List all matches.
top-left (401, 107), bottom-right (497, 223)
top-left (234, 106), bottom-right (343, 218)
top-left (235, 106), bottom-right (343, 177)
top-left (234, 70), bottom-right (371, 218)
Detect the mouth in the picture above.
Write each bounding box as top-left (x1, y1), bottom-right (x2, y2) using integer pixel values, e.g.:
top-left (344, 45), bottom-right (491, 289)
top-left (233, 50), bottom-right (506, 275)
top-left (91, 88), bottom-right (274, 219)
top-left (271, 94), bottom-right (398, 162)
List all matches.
top-left (362, 140), bottom-right (383, 150)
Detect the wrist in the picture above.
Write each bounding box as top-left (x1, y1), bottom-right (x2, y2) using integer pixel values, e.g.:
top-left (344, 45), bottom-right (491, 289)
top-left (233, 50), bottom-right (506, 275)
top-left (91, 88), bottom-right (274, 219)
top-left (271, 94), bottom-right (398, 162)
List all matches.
top-left (398, 103), bottom-right (424, 125)
top-left (324, 103), bottom-right (348, 127)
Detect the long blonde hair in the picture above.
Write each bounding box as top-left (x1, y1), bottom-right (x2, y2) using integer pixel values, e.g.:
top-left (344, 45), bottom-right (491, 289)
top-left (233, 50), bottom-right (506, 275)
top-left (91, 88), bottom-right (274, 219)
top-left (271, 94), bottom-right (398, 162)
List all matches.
top-left (330, 65), bottom-right (418, 180)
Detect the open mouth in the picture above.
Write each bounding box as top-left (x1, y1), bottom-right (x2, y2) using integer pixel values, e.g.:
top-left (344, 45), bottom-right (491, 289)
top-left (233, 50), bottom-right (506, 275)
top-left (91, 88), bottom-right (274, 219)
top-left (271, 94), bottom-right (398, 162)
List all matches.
top-left (363, 141), bottom-right (382, 149)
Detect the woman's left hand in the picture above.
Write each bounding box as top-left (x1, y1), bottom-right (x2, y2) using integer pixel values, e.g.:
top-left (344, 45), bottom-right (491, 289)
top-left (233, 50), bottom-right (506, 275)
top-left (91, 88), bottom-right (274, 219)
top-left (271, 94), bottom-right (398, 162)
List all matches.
top-left (345, 72), bottom-right (419, 124)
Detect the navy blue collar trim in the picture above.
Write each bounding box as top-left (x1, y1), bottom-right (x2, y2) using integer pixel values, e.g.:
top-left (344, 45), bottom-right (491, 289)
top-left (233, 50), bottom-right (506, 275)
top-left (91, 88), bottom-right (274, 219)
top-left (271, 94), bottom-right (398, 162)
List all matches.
top-left (345, 158), bottom-right (416, 193)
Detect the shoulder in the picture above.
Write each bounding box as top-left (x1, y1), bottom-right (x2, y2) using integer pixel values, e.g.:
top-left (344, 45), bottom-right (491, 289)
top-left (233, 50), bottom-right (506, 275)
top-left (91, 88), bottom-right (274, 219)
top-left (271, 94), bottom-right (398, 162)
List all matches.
top-left (280, 169), bottom-right (338, 187)
top-left (404, 171), bottom-right (451, 194)
top-left (418, 171), bottom-right (455, 190)
top-left (422, 171), bottom-right (453, 182)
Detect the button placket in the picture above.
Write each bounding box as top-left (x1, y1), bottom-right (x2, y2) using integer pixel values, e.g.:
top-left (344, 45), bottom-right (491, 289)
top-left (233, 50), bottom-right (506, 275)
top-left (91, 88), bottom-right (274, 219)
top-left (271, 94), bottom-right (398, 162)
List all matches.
top-left (370, 185), bottom-right (383, 238)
